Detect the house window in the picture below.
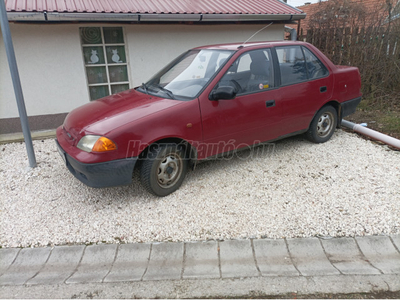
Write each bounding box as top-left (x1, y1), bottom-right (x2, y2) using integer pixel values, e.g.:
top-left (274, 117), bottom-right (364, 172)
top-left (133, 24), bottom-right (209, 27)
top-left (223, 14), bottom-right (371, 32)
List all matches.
top-left (80, 27), bottom-right (130, 101)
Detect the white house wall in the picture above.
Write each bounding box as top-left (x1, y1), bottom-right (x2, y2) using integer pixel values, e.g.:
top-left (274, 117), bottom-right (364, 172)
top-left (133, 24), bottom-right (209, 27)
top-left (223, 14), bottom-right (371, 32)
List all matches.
top-left (0, 23), bottom-right (88, 119)
top-left (125, 23), bottom-right (284, 87)
top-left (0, 22), bottom-right (283, 131)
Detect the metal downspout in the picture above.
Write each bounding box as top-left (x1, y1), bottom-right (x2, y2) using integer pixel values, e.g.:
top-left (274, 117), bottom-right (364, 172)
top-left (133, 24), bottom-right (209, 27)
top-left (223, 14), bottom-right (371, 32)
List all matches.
top-left (284, 25), bottom-right (297, 41)
top-left (341, 119), bottom-right (400, 150)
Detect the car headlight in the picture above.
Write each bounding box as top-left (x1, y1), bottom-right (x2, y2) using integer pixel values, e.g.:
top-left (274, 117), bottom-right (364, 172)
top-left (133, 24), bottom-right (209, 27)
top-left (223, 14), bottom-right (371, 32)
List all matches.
top-left (77, 135), bottom-right (117, 152)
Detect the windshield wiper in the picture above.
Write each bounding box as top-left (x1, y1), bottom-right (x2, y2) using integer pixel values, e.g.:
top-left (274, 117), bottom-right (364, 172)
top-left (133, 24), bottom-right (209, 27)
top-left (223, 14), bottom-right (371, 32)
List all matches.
top-left (156, 85), bottom-right (175, 99)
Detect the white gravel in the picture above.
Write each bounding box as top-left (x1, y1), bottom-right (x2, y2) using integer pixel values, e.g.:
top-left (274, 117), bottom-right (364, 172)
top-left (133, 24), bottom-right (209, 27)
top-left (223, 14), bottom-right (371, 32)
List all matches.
top-left (1, 130), bottom-right (399, 248)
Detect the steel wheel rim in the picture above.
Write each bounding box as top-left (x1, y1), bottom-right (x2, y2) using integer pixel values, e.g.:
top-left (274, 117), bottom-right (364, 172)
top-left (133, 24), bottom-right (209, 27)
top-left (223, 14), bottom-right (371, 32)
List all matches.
top-left (317, 112), bottom-right (334, 138)
top-left (157, 153), bottom-right (183, 189)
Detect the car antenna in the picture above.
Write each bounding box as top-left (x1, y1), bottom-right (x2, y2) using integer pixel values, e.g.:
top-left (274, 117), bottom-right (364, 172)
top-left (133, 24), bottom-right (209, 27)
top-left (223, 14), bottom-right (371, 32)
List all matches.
top-left (240, 22), bottom-right (273, 48)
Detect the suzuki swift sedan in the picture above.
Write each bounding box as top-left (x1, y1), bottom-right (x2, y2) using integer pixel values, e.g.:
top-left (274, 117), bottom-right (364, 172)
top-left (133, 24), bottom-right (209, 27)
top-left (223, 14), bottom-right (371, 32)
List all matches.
top-left (56, 41), bottom-right (362, 196)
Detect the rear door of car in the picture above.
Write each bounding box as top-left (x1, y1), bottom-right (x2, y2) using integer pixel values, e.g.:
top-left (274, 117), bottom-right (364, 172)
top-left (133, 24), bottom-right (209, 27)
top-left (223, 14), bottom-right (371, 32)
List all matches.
top-left (274, 45), bottom-right (334, 135)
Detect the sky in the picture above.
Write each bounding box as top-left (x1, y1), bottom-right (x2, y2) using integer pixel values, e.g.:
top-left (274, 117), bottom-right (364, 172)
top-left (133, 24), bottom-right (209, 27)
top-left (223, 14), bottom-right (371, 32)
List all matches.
top-left (286, 0), bottom-right (322, 7)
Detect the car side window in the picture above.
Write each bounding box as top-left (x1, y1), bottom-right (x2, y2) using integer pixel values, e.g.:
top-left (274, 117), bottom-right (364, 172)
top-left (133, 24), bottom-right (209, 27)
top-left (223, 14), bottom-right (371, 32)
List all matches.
top-left (276, 46), bottom-right (308, 86)
top-left (236, 53), bottom-right (252, 73)
top-left (213, 49), bottom-right (274, 96)
top-left (303, 47), bottom-right (329, 79)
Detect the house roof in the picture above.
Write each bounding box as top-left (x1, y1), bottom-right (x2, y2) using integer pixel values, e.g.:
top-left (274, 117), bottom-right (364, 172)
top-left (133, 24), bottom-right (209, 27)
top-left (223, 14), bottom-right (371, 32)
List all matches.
top-left (5, 0), bottom-right (306, 22)
top-left (289, 1), bottom-right (329, 34)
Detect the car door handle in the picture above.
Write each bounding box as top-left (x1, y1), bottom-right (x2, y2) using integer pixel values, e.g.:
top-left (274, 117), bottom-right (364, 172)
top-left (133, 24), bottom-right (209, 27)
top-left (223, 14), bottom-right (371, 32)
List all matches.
top-left (266, 100), bottom-right (275, 108)
top-left (320, 86), bottom-right (327, 93)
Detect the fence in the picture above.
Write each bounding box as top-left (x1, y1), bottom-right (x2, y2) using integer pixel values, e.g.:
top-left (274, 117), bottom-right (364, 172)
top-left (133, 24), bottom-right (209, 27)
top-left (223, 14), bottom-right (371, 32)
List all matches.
top-left (299, 24), bottom-right (400, 102)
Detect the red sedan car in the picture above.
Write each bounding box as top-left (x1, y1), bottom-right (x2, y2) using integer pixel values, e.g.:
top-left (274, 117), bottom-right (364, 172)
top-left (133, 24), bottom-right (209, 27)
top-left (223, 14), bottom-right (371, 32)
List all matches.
top-left (56, 41), bottom-right (362, 196)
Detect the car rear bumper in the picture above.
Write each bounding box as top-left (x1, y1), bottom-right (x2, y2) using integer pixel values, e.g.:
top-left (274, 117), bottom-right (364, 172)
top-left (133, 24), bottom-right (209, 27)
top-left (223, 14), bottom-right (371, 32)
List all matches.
top-left (341, 96), bottom-right (362, 118)
top-left (56, 140), bottom-right (137, 188)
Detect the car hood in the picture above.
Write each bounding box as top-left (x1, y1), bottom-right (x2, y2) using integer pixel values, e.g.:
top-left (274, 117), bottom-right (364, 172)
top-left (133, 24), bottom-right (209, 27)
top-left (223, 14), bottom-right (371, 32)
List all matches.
top-left (64, 89), bottom-right (182, 137)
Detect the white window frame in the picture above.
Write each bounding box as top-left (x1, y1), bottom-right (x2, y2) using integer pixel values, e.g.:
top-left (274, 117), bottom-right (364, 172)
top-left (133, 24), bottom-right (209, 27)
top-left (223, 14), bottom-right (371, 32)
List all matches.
top-left (80, 27), bottom-right (130, 101)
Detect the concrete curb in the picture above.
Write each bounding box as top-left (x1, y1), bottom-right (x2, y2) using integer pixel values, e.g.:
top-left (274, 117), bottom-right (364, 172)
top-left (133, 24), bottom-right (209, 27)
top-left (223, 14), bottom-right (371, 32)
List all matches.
top-left (1, 235), bottom-right (399, 297)
top-left (1, 274), bottom-right (400, 299)
top-left (0, 130), bottom-right (56, 144)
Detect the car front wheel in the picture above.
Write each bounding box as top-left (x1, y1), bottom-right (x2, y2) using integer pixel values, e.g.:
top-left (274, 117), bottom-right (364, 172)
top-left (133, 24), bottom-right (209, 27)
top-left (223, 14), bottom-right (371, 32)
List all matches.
top-left (140, 144), bottom-right (188, 197)
top-left (306, 105), bottom-right (337, 143)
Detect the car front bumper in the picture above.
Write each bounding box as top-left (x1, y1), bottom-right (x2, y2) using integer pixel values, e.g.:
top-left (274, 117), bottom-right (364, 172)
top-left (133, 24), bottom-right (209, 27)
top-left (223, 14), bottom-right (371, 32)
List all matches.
top-left (56, 140), bottom-right (137, 188)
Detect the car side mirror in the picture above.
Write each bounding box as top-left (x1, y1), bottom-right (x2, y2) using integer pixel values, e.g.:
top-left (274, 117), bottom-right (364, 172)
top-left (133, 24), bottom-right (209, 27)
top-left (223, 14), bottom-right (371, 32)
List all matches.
top-left (209, 86), bottom-right (237, 101)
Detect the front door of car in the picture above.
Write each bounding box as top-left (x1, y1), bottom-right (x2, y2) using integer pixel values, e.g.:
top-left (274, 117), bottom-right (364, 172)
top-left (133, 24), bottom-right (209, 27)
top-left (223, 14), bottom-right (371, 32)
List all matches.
top-left (198, 49), bottom-right (282, 159)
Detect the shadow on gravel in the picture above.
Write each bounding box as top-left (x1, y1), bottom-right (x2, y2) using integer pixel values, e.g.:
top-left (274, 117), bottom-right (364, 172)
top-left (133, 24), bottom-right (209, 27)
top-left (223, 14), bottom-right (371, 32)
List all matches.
top-left (186, 134), bottom-right (308, 179)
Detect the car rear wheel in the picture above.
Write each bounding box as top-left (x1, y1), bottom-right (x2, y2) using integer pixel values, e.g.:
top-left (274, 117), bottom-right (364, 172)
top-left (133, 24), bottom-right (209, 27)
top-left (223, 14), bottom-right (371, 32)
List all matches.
top-left (140, 144), bottom-right (188, 197)
top-left (306, 105), bottom-right (337, 143)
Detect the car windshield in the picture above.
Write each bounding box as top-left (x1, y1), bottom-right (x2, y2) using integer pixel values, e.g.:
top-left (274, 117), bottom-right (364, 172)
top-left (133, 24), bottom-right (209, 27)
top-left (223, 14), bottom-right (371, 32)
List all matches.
top-left (138, 49), bottom-right (234, 100)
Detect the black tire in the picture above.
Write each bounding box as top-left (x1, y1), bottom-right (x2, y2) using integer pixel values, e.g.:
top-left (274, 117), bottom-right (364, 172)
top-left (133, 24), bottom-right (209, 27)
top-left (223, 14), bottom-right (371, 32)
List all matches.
top-left (140, 144), bottom-right (188, 197)
top-left (306, 105), bottom-right (338, 143)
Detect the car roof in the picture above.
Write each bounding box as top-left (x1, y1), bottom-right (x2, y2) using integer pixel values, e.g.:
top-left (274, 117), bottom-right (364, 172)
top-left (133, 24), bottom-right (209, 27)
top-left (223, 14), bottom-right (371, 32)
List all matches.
top-left (192, 40), bottom-right (307, 51)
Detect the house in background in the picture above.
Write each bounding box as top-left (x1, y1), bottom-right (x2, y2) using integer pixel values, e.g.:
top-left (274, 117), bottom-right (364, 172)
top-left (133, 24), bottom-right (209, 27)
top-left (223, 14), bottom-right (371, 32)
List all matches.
top-left (288, 0), bottom-right (399, 39)
top-left (0, 0), bottom-right (305, 134)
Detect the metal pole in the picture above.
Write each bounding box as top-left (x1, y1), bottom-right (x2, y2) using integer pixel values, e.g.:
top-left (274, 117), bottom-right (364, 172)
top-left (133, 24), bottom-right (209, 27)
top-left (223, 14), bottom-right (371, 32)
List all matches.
top-left (0, 0), bottom-right (36, 167)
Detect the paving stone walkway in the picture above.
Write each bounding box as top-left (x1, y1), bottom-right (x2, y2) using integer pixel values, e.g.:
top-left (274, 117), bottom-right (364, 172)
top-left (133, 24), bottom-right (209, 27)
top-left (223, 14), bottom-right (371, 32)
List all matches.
top-left (1, 235), bottom-right (399, 287)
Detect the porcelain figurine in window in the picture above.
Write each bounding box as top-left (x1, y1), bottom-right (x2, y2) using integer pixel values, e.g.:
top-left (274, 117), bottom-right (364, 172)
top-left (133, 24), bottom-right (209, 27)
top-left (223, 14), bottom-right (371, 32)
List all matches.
top-left (112, 49), bottom-right (122, 63)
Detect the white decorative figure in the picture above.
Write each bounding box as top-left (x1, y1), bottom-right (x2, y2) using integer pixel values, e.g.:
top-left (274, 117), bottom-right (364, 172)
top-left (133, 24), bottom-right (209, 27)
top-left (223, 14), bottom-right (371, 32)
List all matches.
top-left (112, 49), bottom-right (122, 63)
top-left (89, 50), bottom-right (99, 64)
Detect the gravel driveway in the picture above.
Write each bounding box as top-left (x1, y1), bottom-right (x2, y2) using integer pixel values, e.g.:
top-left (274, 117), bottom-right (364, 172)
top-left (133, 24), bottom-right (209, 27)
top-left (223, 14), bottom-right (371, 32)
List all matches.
top-left (1, 129), bottom-right (399, 248)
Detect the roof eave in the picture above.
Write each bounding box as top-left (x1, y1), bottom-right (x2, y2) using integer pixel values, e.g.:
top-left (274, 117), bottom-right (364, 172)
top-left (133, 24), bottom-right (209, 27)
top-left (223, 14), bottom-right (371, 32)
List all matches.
top-left (201, 13), bottom-right (306, 22)
top-left (6, 12), bottom-right (306, 22)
